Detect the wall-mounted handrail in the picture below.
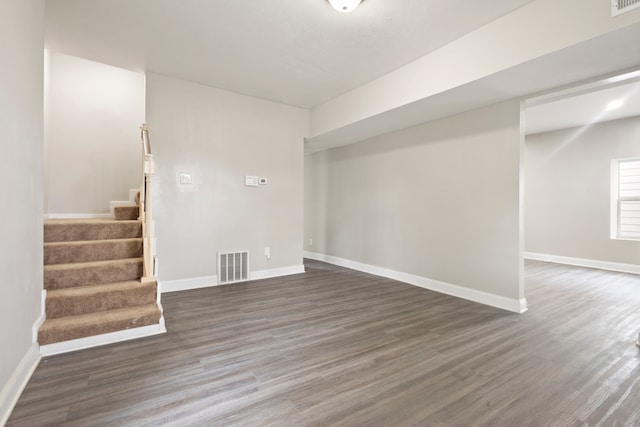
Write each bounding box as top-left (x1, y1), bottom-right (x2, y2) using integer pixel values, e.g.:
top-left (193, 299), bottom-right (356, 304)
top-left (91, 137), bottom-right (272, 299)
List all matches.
top-left (139, 124), bottom-right (155, 282)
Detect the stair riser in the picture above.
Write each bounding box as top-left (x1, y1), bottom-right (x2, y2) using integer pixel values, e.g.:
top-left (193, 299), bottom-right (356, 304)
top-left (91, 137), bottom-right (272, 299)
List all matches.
top-left (45, 261), bottom-right (143, 290)
top-left (46, 283), bottom-right (157, 319)
top-left (38, 305), bottom-right (161, 345)
top-left (44, 239), bottom-right (143, 265)
top-left (114, 206), bottom-right (139, 221)
top-left (45, 222), bottom-right (142, 243)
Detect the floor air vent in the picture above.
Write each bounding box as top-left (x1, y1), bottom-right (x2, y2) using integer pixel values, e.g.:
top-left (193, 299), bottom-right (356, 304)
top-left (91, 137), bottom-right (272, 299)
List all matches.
top-left (612, 0), bottom-right (640, 16)
top-left (218, 251), bottom-right (249, 284)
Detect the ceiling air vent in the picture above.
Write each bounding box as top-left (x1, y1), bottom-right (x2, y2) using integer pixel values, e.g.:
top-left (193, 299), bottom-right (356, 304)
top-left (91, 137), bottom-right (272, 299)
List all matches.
top-left (612, 0), bottom-right (640, 16)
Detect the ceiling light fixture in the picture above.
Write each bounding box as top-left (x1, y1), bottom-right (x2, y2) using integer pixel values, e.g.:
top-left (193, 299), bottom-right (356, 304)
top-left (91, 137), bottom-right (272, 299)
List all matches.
top-left (328, 0), bottom-right (362, 13)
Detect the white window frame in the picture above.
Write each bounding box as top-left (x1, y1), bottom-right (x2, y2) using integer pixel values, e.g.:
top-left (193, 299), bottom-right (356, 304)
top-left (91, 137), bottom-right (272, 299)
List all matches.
top-left (611, 158), bottom-right (640, 241)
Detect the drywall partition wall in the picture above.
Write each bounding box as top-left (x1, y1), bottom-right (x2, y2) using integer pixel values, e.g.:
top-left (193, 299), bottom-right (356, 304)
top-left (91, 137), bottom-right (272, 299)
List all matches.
top-left (145, 73), bottom-right (308, 288)
top-left (0, 0), bottom-right (45, 423)
top-left (310, 0), bottom-right (640, 137)
top-left (525, 116), bottom-right (640, 267)
top-left (45, 51), bottom-right (145, 215)
top-left (305, 101), bottom-right (525, 312)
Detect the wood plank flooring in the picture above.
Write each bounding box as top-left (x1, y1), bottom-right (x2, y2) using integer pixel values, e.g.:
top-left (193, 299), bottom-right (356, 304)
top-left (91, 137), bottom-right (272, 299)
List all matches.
top-left (7, 259), bottom-right (640, 426)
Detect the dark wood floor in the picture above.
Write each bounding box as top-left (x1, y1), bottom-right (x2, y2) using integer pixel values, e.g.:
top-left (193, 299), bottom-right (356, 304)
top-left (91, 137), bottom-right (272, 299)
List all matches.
top-left (7, 259), bottom-right (640, 426)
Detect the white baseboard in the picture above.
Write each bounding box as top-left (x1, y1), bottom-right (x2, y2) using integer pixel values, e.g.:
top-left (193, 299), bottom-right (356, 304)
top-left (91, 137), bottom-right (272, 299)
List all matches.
top-left (304, 251), bottom-right (527, 314)
top-left (524, 252), bottom-right (640, 275)
top-left (161, 275), bottom-right (218, 293)
top-left (32, 290), bottom-right (47, 343)
top-left (160, 264), bottom-right (306, 294)
top-left (40, 322), bottom-right (166, 357)
top-left (0, 343), bottom-right (41, 426)
top-left (250, 264), bottom-right (305, 281)
top-left (44, 213), bottom-right (113, 220)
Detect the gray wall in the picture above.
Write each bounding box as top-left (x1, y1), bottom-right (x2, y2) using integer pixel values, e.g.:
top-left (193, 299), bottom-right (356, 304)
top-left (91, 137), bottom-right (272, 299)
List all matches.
top-left (305, 101), bottom-right (523, 302)
top-left (525, 116), bottom-right (640, 265)
top-left (0, 0), bottom-right (44, 410)
top-left (44, 52), bottom-right (144, 214)
top-left (146, 73), bottom-right (309, 282)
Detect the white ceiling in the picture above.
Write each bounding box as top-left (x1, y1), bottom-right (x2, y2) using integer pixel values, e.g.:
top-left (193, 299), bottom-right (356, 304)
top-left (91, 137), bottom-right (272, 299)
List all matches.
top-left (525, 78), bottom-right (640, 135)
top-left (45, 0), bottom-right (640, 151)
top-left (44, 0), bottom-right (535, 109)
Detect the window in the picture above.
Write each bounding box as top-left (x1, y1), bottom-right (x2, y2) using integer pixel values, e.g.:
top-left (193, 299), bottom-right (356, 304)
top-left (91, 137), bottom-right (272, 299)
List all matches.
top-left (612, 158), bottom-right (640, 240)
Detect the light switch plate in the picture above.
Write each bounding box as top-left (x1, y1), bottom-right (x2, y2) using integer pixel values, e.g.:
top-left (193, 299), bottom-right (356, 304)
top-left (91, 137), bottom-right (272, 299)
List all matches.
top-left (179, 172), bottom-right (192, 184)
top-left (245, 175), bottom-right (259, 186)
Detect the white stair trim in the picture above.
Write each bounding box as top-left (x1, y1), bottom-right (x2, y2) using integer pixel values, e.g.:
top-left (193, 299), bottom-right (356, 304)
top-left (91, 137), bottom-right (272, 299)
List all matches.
top-left (40, 321), bottom-right (166, 357)
top-left (304, 251), bottom-right (527, 314)
top-left (32, 290), bottom-right (46, 343)
top-left (129, 188), bottom-right (139, 203)
top-left (0, 343), bottom-right (40, 426)
top-left (44, 213), bottom-right (113, 219)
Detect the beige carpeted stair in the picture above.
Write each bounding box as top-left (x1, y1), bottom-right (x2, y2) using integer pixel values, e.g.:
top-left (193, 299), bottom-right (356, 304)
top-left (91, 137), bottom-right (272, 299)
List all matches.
top-left (44, 238), bottom-right (143, 264)
top-left (44, 219), bottom-right (142, 241)
top-left (114, 205), bottom-right (139, 221)
top-left (39, 206), bottom-right (161, 346)
top-left (44, 258), bottom-right (144, 289)
top-left (39, 304), bottom-right (160, 345)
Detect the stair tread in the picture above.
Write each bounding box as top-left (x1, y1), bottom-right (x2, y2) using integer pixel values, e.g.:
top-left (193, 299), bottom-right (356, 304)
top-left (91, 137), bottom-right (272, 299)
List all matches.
top-left (40, 303), bottom-right (160, 329)
top-left (44, 219), bottom-right (139, 224)
top-left (44, 238), bottom-right (142, 247)
top-left (44, 257), bottom-right (143, 271)
top-left (44, 219), bottom-right (142, 243)
top-left (44, 238), bottom-right (143, 266)
top-left (47, 280), bottom-right (154, 298)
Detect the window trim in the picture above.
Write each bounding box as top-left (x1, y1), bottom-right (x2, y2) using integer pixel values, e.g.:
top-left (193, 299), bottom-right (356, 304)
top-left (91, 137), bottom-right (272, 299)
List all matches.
top-left (611, 157), bottom-right (640, 241)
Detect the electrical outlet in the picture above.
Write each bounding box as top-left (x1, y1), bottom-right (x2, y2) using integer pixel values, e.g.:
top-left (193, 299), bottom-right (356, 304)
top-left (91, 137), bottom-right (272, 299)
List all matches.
top-left (309, 238), bottom-right (313, 246)
top-left (265, 246), bottom-right (271, 259)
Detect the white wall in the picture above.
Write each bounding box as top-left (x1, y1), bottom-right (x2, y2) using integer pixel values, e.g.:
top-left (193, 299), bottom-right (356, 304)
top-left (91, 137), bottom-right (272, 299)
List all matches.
top-left (305, 101), bottom-right (525, 311)
top-left (146, 73), bottom-right (309, 285)
top-left (525, 116), bottom-right (640, 266)
top-left (45, 51), bottom-right (145, 214)
top-left (0, 0), bottom-right (45, 423)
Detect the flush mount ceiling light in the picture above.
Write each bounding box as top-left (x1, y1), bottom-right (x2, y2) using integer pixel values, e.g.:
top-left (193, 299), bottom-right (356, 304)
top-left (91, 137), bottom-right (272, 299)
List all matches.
top-left (328, 0), bottom-right (362, 13)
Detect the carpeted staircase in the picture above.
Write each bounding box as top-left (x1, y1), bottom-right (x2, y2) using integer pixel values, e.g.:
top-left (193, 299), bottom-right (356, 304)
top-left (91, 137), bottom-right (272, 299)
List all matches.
top-left (38, 201), bottom-right (162, 347)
